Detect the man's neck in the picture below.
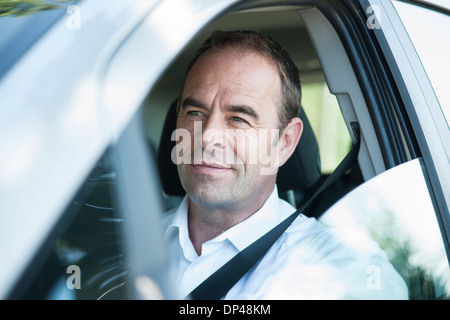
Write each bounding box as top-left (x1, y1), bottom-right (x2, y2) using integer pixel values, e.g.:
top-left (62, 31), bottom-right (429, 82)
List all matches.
top-left (187, 187), bottom-right (275, 256)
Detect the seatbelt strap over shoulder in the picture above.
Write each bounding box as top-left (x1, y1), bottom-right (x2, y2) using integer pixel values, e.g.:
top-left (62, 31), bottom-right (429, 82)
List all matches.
top-left (188, 134), bottom-right (361, 300)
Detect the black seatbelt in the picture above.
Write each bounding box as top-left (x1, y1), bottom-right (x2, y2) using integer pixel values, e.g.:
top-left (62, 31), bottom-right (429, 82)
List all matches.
top-left (188, 133), bottom-right (361, 300)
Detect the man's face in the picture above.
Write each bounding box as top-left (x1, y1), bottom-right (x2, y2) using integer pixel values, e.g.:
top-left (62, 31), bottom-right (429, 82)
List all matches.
top-left (176, 48), bottom-right (284, 210)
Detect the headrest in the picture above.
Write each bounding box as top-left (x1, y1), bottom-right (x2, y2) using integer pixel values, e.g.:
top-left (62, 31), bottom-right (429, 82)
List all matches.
top-left (157, 100), bottom-right (321, 196)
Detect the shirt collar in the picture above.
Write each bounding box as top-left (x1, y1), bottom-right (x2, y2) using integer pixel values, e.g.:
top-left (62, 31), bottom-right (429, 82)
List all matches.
top-left (165, 196), bottom-right (198, 261)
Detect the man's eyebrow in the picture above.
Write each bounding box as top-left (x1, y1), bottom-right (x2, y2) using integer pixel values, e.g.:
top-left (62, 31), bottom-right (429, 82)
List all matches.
top-left (181, 97), bottom-right (207, 110)
top-left (181, 98), bottom-right (259, 121)
top-left (227, 105), bottom-right (259, 121)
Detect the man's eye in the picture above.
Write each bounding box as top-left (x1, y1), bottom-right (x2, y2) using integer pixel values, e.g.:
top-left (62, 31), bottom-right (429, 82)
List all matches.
top-left (187, 110), bottom-right (203, 117)
top-left (231, 116), bottom-right (247, 123)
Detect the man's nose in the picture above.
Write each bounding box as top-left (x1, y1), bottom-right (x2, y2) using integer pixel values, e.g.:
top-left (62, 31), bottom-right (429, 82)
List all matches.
top-left (201, 114), bottom-right (226, 149)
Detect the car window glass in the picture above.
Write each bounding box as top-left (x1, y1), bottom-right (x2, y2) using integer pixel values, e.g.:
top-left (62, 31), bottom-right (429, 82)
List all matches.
top-left (320, 158), bottom-right (450, 299)
top-left (20, 149), bottom-right (128, 300)
top-left (393, 1), bottom-right (450, 125)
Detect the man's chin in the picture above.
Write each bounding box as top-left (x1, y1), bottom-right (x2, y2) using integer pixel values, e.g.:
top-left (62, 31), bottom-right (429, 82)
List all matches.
top-left (184, 184), bottom-right (235, 207)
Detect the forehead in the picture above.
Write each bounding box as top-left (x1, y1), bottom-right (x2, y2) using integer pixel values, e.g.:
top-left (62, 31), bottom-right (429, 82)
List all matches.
top-left (182, 48), bottom-right (281, 103)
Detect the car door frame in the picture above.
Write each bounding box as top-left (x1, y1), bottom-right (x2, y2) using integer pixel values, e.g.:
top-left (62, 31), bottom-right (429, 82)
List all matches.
top-left (358, 0), bottom-right (450, 257)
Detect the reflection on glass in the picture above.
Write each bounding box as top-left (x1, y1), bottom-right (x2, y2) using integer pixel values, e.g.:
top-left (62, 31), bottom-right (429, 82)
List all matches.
top-left (0, 0), bottom-right (78, 17)
top-left (0, 1), bottom-right (81, 79)
top-left (21, 155), bottom-right (129, 300)
top-left (320, 158), bottom-right (450, 299)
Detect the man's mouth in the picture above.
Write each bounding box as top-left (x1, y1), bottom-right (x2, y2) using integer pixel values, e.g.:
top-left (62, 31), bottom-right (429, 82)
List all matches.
top-left (191, 161), bottom-right (232, 173)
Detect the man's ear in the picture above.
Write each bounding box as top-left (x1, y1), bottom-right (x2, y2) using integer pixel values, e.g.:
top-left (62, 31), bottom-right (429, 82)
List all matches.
top-left (277, 117), bottom-right (303, 168)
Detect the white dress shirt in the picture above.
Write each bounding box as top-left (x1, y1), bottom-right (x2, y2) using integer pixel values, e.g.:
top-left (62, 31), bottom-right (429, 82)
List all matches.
top-left (164, 186), bottom-right (408, 299)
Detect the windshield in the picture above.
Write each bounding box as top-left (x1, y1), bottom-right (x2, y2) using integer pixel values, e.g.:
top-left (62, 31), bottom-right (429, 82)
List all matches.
top-left (0, 1), bottom-right (81, 79)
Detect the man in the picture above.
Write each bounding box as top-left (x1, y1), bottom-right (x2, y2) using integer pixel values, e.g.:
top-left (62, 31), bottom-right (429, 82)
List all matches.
top-left (164, 30), bottom-right (407, 299)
